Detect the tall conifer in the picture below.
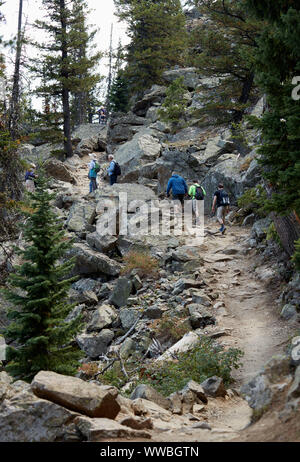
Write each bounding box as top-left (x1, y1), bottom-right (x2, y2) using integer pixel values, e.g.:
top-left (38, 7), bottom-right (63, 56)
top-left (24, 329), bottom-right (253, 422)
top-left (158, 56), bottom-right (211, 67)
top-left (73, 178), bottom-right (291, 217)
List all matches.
top-left (3, 174), bottom-right (83, 381)
top-left (114, 0), bottom-right (188, 94)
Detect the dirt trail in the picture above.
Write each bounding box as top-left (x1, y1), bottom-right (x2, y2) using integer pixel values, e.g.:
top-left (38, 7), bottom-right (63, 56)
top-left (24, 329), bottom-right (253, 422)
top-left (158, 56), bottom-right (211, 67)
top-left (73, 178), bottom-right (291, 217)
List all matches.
top-left (149, 221), bottom-right (291, 442)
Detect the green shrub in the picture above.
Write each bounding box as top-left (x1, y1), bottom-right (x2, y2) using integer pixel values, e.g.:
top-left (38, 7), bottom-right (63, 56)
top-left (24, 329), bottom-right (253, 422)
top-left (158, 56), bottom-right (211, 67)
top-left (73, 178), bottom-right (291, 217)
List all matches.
top-left (237, 185), bottom-right (267, 217)
top-left (137, 337), bottom-right (243, 396)
top-left (266, 222), bottom-right (282, 246)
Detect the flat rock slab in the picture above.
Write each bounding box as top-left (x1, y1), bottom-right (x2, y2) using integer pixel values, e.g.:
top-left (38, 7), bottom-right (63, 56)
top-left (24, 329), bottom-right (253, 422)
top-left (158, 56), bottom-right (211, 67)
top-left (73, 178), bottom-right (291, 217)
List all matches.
top-left (31, 371), bottom-right (120, 419)
top-left (74, 416), bottom-right (152, 441)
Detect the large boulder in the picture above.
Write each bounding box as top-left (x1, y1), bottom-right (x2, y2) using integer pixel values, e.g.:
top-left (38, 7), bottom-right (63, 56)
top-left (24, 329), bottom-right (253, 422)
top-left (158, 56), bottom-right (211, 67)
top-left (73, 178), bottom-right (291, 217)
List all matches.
top-left (0, 386), bottom-right (81, 442)
top-left (66, 201), bottom-right (96, 233)
top-left (132, 85), bottom-right (166, 117)
top-left (31, 371), bottom-right (120, 419)
top-left (95, 183), bottom-right (156, 209)
top-left (71, 124), bottom-right (107, 157)
top-left (113, 129), bottom-right (161, 182)
top-left (108, 112), bottom-right (146, 146)
top-left (155, 331), bottom-right (200, 362)
top-left (202, 154), bottom-right (244, 213)
top-left (76, 330), bottom-right (114, 358)
top-left (162, 67), bottom-right (200, 90)
top-left (44, 158), bottom-right (77, 184)
top-left (67, 243), bottom-right (121, 277)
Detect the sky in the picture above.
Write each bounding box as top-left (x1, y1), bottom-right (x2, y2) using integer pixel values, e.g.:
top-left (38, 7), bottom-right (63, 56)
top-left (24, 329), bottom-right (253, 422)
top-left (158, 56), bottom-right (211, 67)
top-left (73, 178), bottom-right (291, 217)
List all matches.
top-left (1, 0), bottom-right (130, 103)
top-left (1, 0), bottom-right (188, 108)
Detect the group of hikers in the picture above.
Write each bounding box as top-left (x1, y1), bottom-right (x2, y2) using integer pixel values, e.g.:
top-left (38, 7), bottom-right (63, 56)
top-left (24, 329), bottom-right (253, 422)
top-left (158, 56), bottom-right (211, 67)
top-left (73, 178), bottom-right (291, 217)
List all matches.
top-left (25, 159), bottom-right (230, 234)
top-left (166, 172), bottom-right (230, 234)
top-left (88, 154), bottom-right (121, 193)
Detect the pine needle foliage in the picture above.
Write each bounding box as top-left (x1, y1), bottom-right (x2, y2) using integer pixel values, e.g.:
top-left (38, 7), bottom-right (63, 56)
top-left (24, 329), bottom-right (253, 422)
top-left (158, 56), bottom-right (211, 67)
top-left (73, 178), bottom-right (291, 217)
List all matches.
top-left (2, 173), bottom-right (83, 381)
top-left (114, 0), bottom-right (188, 94)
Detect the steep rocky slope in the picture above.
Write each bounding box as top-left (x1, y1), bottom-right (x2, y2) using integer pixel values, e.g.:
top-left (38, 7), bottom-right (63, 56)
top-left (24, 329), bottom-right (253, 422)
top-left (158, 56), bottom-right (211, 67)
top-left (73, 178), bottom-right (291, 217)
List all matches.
top-left (1, 69), bottom-right (299, 442)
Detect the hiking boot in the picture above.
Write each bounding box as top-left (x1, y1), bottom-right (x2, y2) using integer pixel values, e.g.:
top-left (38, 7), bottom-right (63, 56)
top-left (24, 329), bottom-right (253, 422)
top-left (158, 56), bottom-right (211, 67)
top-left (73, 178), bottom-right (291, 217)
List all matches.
top-left (219, 225), bottom-right (225, 233)
top-left (222, 226), bottom-right (226, 234)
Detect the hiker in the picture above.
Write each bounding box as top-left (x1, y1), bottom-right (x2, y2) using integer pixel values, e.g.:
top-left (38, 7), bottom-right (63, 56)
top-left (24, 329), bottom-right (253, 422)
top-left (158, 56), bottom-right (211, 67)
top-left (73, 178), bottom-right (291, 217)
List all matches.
top-left (166, 172), bottom-right (188, 205)
top-left (107, 155), bottom-right (121, 185)
top-left (188, 180), bottom-right (206, 224)
top-left (98, 107), bottom-right (106, 125)
top-left (88, 155), bottom-right (100, 193)
top-left (25, 164), bottom-right (37, 193)
top-left (211, 183), bottom-right (230, 234)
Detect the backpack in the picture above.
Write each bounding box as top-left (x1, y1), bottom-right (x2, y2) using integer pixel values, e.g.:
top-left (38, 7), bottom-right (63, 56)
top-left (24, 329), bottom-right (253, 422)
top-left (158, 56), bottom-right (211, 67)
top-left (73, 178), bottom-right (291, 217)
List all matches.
top-left (195, 186), bottom-right (204, 200)
top-left (113, 161), bottom-right (121, 176)
top-left (220, 190), bottom-right (230, 206)
top-left (94, 162), bottom-right (100, 173)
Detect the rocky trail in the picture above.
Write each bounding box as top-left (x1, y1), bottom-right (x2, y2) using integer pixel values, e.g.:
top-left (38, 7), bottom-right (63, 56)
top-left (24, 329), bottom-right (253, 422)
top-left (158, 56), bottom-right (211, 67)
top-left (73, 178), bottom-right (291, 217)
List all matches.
top-left (115, 223), bottom-right (291, 443)
top-left (68, 155), bottom-right (293, 442)
top-left (2, 107), bottom-right (299, 442)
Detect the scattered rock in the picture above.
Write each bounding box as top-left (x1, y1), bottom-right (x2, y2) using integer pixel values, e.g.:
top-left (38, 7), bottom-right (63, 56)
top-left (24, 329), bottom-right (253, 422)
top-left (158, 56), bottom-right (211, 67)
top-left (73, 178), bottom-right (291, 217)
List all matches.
top-left (76, 330), bottom-right (114, 358)
top-left (68, 243), bottom-right (121, 277)
top-left (87, 304), bottom-right (118, 332)
top-left (280, 304), bottom-right (298, 321)
top-left (200, 376), bottom-right (226, 398)
top-left (119, 416), bottom-right (153, 430)
top-left (130, 384), bottom-right (170, 411)
top-left (191, 421), bottom-right (211, 430)
top-left (74, 416), bottom-right (151, 441)
top-left (110, 277), bottom-right (133, 308)
top-left (287, 366), bottom-right (300, 401)
top-left (180, 380), bottom-right (208, 404)
top-left (119, 308), bottom-right (139, 331)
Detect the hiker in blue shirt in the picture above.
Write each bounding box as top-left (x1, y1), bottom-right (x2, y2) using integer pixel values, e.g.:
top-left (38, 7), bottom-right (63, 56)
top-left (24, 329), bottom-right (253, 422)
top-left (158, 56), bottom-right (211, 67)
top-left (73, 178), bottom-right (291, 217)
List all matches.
top-left (166, 172), bottom-right (188, 204)
top-left (107, 155), bottom-right (117, 186)
top-left (88, 155), bottom-right (98, 193)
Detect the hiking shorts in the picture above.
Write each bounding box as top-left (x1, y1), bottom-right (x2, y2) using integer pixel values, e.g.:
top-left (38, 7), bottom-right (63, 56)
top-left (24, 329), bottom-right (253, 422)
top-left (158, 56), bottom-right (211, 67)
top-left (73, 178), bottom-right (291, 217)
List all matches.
top-left (217, 206), bottom-right (226, 222)
top-left (172, 194), bottom-right (185, 205)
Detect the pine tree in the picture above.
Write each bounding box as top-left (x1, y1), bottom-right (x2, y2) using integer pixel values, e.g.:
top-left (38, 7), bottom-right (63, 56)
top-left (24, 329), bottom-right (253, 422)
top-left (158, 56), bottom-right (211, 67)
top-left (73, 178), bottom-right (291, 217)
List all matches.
top-left (109, 70), bottom-right (130, 114)
top-left (69, 0), bottom-right (102, 128)
top-left (158, 76), bottom-right (188, 128)
top-left (245, 0), bottom-right (300, 257)
top-left (2, 174), bottom-right (83, 381)
top-left (31, 0), bottom-right (101, 156)
top-left (188, 0), bottom-right (263, 123)
top-left (114, 0), bottom-right (188, 94)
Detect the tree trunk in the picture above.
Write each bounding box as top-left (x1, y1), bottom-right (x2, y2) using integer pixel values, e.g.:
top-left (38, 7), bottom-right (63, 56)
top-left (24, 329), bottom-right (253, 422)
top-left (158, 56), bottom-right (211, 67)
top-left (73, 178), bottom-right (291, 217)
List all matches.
top-left (233, 71), bottom-right (255, 122)
top-left (105, 23), bottom-right (113, 115)
top-left (271, 211), bottom-right (300, 257)
top-left (9, 0), bottom-right (23, 140)
top-left (60, 0), bottom-right (73, 158)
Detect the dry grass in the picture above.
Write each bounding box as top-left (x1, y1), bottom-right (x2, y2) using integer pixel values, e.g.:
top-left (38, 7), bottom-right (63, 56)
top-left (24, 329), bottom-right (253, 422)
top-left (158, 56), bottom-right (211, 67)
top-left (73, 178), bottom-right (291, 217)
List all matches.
top-left (120, 250), bottom-right (159, 279)
top-left (239, 158), bottom-right (252, 172)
